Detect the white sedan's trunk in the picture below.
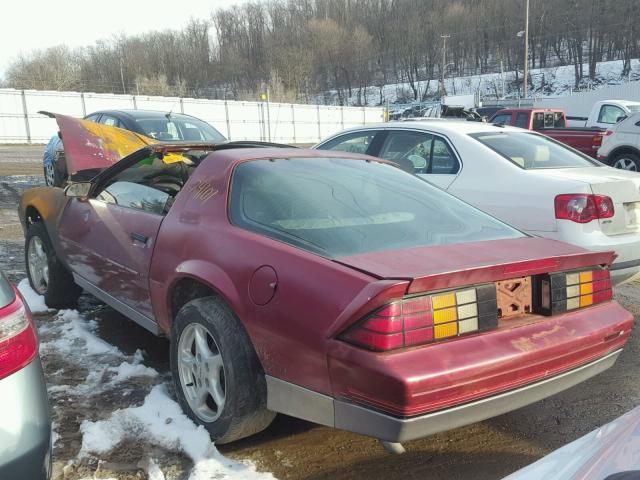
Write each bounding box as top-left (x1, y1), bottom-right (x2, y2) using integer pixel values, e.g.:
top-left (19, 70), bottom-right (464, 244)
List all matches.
top-left (533, 167), bottom-right (640, 236)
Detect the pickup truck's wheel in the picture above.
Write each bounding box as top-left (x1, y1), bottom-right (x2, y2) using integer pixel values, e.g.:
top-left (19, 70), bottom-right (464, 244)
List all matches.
top-left (25, 222), bottom-right (81, 309)
top-left (611, 152), bottom-right (640, 171)
top-left (170, 297), bottom-right (275, 444)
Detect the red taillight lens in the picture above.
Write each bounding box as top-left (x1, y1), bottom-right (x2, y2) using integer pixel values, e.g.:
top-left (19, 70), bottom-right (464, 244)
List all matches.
top-left (340, 284), bottom-right (498, 352)
top-left (0, 295), bottom-right (38, 380)
top-left (592, 133), bottom-right (603, 147)
top-left (555, 194), bottom-right (614, 223)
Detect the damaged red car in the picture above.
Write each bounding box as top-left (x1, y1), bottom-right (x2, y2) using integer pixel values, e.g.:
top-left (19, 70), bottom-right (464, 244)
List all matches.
top-left (19, 114), bottom-right (633, 448)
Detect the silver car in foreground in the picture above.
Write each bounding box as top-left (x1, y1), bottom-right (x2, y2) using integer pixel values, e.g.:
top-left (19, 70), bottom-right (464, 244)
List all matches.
top-left (0, 272), bottom-right (51, 480)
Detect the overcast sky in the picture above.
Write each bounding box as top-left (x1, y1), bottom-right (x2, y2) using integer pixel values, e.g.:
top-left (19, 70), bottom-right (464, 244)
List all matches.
top-left (0, 0), bottom-right (248, 77)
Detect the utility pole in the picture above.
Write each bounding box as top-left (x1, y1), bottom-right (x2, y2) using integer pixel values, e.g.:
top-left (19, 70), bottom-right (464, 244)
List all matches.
top-left (523, 0), bottom-right (530, 99)
top-left (440, 34), bottom-right (450, 98)
top-left (119, 59), bottom-right (126, 94)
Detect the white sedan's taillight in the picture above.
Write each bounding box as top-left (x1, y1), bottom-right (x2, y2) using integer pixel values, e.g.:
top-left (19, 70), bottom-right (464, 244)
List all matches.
top-left (0, 297), bottom-right (38, 380)
top-left (555, 194), bottom-right (615, 223)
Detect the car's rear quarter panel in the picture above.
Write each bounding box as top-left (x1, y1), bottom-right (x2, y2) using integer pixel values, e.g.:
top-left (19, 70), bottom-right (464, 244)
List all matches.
top-left (148, 153), bottom-right (390, 395)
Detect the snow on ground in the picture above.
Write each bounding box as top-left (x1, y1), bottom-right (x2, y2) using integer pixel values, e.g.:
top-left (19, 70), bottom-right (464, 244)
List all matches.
top-left (320, 58), bottom-right (640, 106)
top-left (19, 283), bottom-right (277, 480)
top-left (17, 278), bottom-right (50, 313)
top-left (79, 384), bottom-right (274, 480)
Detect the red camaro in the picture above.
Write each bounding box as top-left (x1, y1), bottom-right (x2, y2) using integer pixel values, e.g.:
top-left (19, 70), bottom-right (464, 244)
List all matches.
top-left (19, 114), bottom-right (633, 448)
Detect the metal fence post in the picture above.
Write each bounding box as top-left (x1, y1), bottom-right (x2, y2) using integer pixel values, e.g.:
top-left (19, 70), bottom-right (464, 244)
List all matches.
top-left (132, 95), bottom-right (138, 110)
top-left (316, 105), bottom-right (322, 142)
top-left (362, 106), bottom-right (366, 125)
top-left (21, 90), bottom-right (31, 144)
top-left (179, 97), bottom-right (184, 114)
top-left (224, 101), bottom-right (231, 140)
top-left (291, 104), bottom-right (297, 144)
top-left (80, 92), bottom-right (87, 116)
top-left (340, 105), bottom-right (345, 129)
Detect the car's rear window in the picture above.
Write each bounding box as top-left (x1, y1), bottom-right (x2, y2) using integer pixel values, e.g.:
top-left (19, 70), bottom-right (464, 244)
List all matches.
top-left (0, 274), bottom-right (16, 309)
top-left (469, 131), bottom-right (599, 169)
top-left (134, 116), bottom-right (226, 143)
top-left (229, 158), bottom-right (523, 258)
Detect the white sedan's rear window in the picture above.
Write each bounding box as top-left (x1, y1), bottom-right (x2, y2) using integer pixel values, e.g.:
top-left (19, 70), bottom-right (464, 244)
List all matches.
top-left (470, 131), bottom-right (599, 169)
top-left (229, 157), bottom-right (523, 258)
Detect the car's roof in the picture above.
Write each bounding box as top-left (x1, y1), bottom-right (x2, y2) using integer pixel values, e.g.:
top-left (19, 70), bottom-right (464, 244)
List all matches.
top-left (92, 109), bottom-right (199, 120)
top-left (327, 120), bottom-right (523, 136)
top-left (207, 147), bottom-right (381, 167)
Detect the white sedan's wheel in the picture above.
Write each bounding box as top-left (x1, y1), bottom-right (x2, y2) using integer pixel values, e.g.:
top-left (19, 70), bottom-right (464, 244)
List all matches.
top-left (177, 323), bottom-right (226, 423)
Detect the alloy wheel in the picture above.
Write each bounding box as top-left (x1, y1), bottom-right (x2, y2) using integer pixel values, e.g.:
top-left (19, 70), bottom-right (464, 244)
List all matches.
top-left (613, 157), bottom-right (638, 171)
top-left (177, 323), bottom-right (226, 423)
top-left (27, 236), bottom-right (49, 295)
top-left (44, 163), bottom-right (55, 186)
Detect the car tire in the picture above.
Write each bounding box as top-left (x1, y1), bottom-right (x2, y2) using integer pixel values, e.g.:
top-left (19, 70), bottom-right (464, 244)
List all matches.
top-left (611, 152), bottom-right (640, 171)
top-left (25, 222), bottom-right (82, 309)
top-left (51, 149), bottom-right (69, 187)
top-left (170, 296), bottom-right (275, 444)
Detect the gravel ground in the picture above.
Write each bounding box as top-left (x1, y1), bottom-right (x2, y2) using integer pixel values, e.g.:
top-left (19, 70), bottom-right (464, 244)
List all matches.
top-left (1, 147), bottom-right (639, 479)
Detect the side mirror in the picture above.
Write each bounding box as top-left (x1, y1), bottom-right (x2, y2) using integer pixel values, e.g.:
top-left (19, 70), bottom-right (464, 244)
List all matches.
top-left (64, 182), bottom-right (92, 198)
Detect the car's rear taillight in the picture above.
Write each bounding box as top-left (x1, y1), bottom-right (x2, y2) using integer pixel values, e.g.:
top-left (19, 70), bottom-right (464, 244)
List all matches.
top-left (0, 296), bottom-right (38, 380)
top-left (555, 194), bottom-right (614, 223)
top-left (534, 267), bottom-right (612, 315)
top-left (592, 133), bottom-right (603, 147)
top-left (340, 284), bottom-right (498, 351)
top-left (604, 129), bottom-right (614, 137)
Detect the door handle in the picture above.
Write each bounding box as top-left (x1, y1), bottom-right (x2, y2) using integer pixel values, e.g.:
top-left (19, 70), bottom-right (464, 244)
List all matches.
top-left (130, 232), bottom-right (149, 245)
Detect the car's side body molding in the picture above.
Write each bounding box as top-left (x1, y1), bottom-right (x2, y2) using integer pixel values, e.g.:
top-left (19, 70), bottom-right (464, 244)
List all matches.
top-left (266, 348), bottom-right (622, 443)
top-left (73, 274), bottom-right (160, 335)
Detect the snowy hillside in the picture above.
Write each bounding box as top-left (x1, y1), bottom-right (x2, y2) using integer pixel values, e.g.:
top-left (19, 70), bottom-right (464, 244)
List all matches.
top-left (320, 59), bottom-right (640, 106)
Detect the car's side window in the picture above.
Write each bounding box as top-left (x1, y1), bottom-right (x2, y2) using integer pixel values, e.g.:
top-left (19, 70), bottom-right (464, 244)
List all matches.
top-left (96, 181), bottom-right (170, 216)
top-left (320, 131), bottom-right (377, 154)
top-left (598, 105), bottom-right (625, 124)
top-left (94, 155), bottom-right (193, 215)
top-left (492, 113), bottom-right (512, 125)
top-left (85, 114), bottom-right (101, 123)
top-left (100, 115), bottom-right (121, 128)
top-left (379, 131), bottom-right (432, 173)
top-left (431, 137), bottom-right (460, 174)
top-left (515, 113), bottom-right (529, 129)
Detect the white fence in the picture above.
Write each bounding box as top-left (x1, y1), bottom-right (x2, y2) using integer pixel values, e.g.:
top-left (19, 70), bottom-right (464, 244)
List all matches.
top-left (0, 88), bottom-right (385, 144)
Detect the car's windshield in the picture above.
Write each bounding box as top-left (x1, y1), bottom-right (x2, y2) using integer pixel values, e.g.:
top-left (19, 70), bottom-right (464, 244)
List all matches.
top-left (230, 158), bottom-right (523, 258)
top-left (134, 115), bottom-right (226, 143)
top-left (469, 131), bottom-right (599, 169)
top-left (0, 273), bottom-right (15, 309)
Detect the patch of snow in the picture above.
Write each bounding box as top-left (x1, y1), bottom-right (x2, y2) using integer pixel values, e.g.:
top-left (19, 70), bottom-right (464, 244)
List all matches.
top-left (146, 458), bottom-right (166, 480)
top-left (51, 421), bottom-right (60, 447)
top-left (109, 361), bottom-right (158, 383)
top-left (79, 384), bottom-right (274, 480)
top-left (17, 278), bottom-right (49, 313)
top-left (40, 309), bottom-right (122, 358)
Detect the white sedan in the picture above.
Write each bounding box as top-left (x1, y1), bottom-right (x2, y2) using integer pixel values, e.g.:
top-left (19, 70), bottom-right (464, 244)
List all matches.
top-left (315, 120), bottom-right (640, 284)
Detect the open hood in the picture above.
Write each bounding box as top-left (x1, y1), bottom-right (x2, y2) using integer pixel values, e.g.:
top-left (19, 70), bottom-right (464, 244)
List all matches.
top-left (40, 111), bottom-right (158, 175)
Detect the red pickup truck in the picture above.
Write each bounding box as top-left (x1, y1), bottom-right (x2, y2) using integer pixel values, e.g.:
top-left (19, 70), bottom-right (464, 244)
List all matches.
top-left (490, 108), bottom-right (604, 158)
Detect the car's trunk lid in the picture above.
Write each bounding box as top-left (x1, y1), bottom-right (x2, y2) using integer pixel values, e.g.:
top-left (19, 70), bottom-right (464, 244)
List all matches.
top-left (533, 167), bottom-right (640, 236)
top-left (335, 237), bottom-right (614, 294)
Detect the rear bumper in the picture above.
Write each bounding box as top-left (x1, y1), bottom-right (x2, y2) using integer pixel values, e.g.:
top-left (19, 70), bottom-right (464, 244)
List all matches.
top-left (0, 359), bottom-right (51, 480)
top-left (334, 348), bottom-right (620, 442)
top-left (266, 349), bottom-right (622, 443)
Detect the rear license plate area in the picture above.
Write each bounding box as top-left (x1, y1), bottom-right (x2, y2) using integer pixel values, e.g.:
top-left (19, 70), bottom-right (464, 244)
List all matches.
top-left (624, 202), bottom-right (640, 227)
top-left (496, 276), bottom-right (532, 318)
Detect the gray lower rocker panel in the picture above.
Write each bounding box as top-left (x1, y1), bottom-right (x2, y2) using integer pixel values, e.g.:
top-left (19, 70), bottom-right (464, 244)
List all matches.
top-left (266, 348), bottom-right (621, 442)
top-left (73, 274), bottom-right (160, 335)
